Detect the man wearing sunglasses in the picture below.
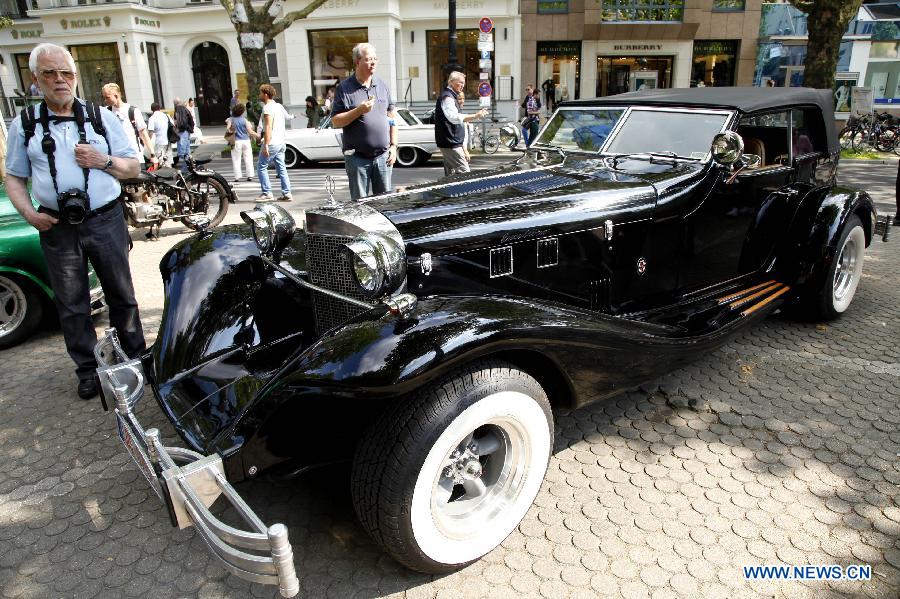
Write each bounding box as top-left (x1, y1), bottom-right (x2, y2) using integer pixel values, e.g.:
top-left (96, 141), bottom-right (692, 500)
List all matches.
top-left (4, 43), bottom-right (144, 400)
top-left (331, 42), bottom-right (398, 200)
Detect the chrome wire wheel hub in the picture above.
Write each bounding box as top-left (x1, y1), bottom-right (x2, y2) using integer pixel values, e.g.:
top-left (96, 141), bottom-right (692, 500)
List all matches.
top-left (833, 236), bottom-right (859, 302)
top-left (0, 275), bottom-right (26, 338)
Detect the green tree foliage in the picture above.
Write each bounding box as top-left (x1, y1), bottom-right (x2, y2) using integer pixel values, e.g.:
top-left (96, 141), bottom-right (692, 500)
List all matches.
top-left (788, 0), bottom-right (862, 89)
top-left (218, 0), bottom-right (328, 121)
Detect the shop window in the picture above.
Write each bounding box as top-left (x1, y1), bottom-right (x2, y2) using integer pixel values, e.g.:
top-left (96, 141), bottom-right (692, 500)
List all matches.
top-left (537, 0), bottom-right (568, 14)
top-left (753, 42), bottom-right (806, 87)
top-left (712, 0), bottom-right (744, 11)
top-left (596, 56), bottom-right (673, 97)
top-left (14, 53), bottom-right (30, 95)
top-left (146, 42), bottom-right (163, 107)
top-left (537, 41), bottom-right (580, 107)
top-left (692, 40), bottom-right (737, 88)
top-left (426, 29), bottom-right (489, 100)
top-left (759, 3), bottom-right (807, 37)
top-left (600, 0), bottom-right (684, 23)
top-left (308, 28), bottom-right (367, 103)
top-left (70, 43), bottom-right (124, 106)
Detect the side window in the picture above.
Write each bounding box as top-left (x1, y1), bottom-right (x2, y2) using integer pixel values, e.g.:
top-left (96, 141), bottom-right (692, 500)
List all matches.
top-left (791, 108), bottom-right (822, 157)
top-left (737, 111), bottom-right (790, 166)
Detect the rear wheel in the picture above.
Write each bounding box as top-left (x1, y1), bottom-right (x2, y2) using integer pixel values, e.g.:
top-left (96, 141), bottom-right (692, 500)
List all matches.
top-left (284, 146), bottom-right (303, 169)
top-left (484, 135), bottom-right (500, 154)
top-left (395, 146), bottom-right (420, 168)
top-left (0, 274), bottom-right (44, 349)
top-left (838, 127), bottom-right (854, 150)
top-left (851, 129), bottom-right (871, 152)
top-left (351, 360), bottom-right (553, 573)
top-left (802, 215), bottom-right (865, 321)
top-left (182, 176), bottom-right (230, 229)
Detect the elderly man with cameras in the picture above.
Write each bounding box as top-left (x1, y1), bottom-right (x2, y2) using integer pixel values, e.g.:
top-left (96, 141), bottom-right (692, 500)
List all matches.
top-left (4, 43), bottom-right (145, 400)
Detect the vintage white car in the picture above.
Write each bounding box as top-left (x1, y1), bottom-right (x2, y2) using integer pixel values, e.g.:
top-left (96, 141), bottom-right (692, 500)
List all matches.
top-left (283, 107), bottom-right (437, 168)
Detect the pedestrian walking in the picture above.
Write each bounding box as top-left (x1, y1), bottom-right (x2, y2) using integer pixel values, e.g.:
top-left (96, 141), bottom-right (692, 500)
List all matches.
top-left (305, 95), bottom-right (324, 129)
top-left (895, 160), bottom-right (900, 226)
top-left (226, 102), bottom-right (255, 183)
top-left (4, 43), bottom-right (145, 399)
top-left (331, 42), bottom-right (397, 200)
top-left (173, 97), bottom-right (194, 172)
top-left (434, 71), bottom-right (486, 176)
top-left (255, 83), bottom-right (292, 203)
top-left (102, 82), bottom-right (157, 168)
top-left (146, 102), bottom-right (171, 167)
top-left (229, 89), bottom-right (240, 111)
top-left (521, 84), bottom-right (541, 146)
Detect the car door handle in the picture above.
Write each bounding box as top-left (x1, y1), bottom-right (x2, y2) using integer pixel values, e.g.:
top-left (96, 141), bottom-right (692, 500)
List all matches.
top-left (772, 189), bottom-right (799, 197)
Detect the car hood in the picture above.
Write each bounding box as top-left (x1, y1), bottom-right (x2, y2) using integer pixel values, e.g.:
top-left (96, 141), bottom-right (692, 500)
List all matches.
top-left (367, 156), bottom-right (702, 255)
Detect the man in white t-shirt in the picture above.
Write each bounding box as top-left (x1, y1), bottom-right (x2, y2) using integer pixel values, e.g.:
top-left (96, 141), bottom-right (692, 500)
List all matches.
top-left (255, 84), bottom-right (292, 202)
top-left (101, 82), bottom-right (156, 167)
top-left (146, 102), bottom-right (171, 167)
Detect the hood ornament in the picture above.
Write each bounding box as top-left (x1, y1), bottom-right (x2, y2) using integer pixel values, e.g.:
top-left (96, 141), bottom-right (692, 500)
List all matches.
top-left (324, 175), bottom-right (337, 206)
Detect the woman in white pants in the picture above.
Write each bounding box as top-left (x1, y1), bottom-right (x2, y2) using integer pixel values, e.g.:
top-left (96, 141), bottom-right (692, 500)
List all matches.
top-left (226, 102), bottom-right (255, 182)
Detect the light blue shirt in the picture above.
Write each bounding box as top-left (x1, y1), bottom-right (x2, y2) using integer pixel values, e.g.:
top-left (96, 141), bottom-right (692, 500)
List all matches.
top-left (5, 99), bottom-right (136, 211)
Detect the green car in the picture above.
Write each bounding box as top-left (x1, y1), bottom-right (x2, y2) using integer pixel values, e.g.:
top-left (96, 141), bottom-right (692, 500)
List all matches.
top-left (0, 184), bottom-right (104, 349)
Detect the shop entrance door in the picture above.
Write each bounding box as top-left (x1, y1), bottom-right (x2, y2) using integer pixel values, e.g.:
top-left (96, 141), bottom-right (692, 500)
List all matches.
top-left (191, 42), bottom-right (232, 126)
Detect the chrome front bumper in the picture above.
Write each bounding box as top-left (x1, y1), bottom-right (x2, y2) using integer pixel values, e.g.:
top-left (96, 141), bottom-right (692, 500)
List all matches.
top-left (94, 328), bottom-right (299, 598)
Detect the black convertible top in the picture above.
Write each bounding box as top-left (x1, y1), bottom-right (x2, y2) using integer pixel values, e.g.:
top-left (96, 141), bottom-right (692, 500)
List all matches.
top-left (567, 87), bottom-right (838, 153)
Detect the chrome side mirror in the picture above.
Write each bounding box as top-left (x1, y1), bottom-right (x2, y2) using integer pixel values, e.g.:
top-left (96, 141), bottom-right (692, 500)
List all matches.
top-left (711, 131), bottom-right (744, 166)
top-left (741, 154), bottom-right (762, 169)
top-left (500, 123), bottom-right (520, 149)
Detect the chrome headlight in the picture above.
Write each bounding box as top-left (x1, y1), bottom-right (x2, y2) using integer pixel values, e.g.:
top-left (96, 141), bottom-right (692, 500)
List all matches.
top-left (240, 204), bottom-right (296, 257)
top-left (710, 131), bottom-right (744, 165)
top-left (341, 232), bottom-right (406, 299)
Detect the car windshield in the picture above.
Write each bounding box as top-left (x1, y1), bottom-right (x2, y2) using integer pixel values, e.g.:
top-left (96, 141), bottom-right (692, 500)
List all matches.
top-left (604, 109), bottom-right (730, 160)
top-left (533, 108), bottom-right (626, 152)
top-left (396, 109), bottom-right (421, 126)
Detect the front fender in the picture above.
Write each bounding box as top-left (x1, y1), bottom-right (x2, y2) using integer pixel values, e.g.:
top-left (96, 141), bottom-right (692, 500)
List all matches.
top-left (193, 170), bottom-right (238, 203)
top-left (0, 266), bottom-right (53, 299)
top-left (778, 186), bottom-right (875, 288)
top-left (227, 294), bottom-right (746, 478)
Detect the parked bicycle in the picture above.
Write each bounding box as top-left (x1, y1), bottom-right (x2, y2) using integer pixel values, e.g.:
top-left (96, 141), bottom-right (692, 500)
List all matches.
top-left (839, 112), bottom-right (900, 154)
top-left (470, 120), bottom-right (501, 154)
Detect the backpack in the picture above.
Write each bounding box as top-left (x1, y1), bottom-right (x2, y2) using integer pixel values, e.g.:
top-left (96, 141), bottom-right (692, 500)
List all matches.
top-left (20, 99), bottom-right (107, 147)
top-left (166, 116), bottom-right (179, 144)
top-left (107, 104), bottom-right (142, 149)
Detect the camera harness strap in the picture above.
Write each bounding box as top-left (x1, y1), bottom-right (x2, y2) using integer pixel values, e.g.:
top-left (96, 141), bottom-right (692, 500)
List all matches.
top-left (21, 100), bottom-right (107, 199)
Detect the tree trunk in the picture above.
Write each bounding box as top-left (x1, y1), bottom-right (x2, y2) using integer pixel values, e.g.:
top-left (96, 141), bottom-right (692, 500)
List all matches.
top-left (802, 6), bottom-right (844, 89)
top-left (240, 46), bottom-right (268, 124)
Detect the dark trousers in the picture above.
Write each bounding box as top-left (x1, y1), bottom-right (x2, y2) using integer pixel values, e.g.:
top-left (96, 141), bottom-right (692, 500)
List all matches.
top-left (39, 202), bottom-right (145, 379)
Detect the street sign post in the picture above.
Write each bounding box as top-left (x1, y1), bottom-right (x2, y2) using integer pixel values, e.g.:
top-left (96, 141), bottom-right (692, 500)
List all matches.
top-left (479, 17), bottom-right (493, 33)
top-left (478, 81), bottom-right (493, 97)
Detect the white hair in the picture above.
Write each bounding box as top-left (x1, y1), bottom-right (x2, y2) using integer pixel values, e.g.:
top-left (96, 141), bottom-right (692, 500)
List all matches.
top-left (29, 43), bottom-right (76, 74)
top-left (352, 43), bottom-right (376, 64)
top-left (173, 97), bottom-right (183, 106)
top-left (448, 71), bottom-right (465, 85)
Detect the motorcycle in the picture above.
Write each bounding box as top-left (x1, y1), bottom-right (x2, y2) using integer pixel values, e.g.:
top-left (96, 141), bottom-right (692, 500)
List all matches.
top-left (118, 144), bottom-right (236, 239)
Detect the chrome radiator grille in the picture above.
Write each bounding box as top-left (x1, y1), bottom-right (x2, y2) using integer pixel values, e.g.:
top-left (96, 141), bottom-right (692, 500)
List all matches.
top-left (305, 233), bottom-right (369, 334)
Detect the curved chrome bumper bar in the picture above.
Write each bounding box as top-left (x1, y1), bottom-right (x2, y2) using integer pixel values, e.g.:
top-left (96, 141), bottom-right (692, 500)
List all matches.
top-left (94, 328), bottom-right (299, 598)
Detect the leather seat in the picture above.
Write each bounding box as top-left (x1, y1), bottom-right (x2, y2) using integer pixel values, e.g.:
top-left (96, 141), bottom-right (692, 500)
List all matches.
top-left (742, 137), bottom-right (766, 166)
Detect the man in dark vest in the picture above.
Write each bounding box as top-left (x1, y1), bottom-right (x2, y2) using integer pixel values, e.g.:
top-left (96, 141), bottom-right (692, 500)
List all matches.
top-left (434, 71), bottom-right (486, 176)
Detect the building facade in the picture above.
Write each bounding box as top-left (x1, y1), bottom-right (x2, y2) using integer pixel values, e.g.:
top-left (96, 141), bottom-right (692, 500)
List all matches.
top-left (519, 0), bottom-right (763, 103)
top-left (0, 0), bottom-right (523, 123)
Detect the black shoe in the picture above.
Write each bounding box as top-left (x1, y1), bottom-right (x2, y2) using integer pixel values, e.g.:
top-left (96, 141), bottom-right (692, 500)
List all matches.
top-left (77, 376), bottom-right (99, 400)
top-left (893, 214), bottom-right (900, 226)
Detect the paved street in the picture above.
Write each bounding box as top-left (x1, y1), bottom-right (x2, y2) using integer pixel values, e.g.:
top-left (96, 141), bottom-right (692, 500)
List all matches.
top-left (0, 156), bottom-right (898, 599)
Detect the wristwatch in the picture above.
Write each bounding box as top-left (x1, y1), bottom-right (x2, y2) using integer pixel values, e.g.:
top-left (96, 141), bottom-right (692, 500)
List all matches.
top-left (102, 155), bottom-right (113, 171)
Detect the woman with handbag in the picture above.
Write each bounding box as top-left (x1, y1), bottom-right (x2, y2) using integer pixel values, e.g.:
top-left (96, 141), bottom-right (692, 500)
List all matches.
top-left (226, 103), bottom-right (255, 183)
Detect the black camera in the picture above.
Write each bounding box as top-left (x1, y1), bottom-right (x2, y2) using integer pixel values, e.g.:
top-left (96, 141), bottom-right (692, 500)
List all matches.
top-left (58, 189), bottom-right (90, 224)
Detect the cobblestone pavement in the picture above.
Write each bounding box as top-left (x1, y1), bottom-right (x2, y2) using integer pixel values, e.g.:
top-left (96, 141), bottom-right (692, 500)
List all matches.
top-left (0, 161), bottom-right (898, 599)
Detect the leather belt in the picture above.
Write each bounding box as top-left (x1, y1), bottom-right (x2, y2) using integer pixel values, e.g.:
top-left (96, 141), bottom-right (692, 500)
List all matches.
top-left (38, 200), bottom-right (119, 220)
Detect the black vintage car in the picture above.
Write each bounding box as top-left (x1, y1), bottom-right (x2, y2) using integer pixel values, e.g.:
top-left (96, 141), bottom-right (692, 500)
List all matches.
top-left (96, 88), bottom-right (890, 596)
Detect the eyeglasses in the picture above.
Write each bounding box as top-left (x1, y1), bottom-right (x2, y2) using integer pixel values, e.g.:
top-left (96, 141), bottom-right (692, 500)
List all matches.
top-left (39, 69), bottom-right (76, 80)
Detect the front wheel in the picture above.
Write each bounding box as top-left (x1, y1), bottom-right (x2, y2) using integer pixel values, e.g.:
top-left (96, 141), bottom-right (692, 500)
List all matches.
top-left (182, 176), bottom-right (230, 229)
top-left (351, 360), bottom-right (553, 573)
top-left (838, 127), bottom-right (854, 150)
top-left (395, 146), bottom-right (420, 167)
top-left (484, 136), bottom-right (500, 154)
top-left (851, 130), bottom-right (871, 152)
top-left (0, 274), bottom-right (44, 349)
top-left (284, 146), bottom-right (303, 169)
